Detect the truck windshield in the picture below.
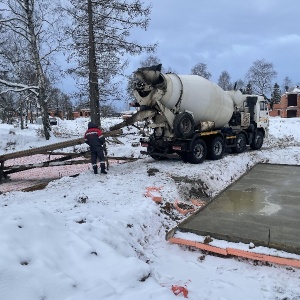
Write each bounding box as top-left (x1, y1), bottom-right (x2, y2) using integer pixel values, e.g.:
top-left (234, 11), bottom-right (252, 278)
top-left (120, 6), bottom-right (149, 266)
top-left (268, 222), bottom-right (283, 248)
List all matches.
top-left (260, 101), bottom-right (268, 111)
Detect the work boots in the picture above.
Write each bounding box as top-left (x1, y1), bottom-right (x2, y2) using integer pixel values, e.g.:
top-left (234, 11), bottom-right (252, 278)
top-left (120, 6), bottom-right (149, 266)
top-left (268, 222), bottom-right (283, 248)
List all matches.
top-left (92, 165), bottom-right (98, 174)
top-left (100, 163), bottom-right (107, 174)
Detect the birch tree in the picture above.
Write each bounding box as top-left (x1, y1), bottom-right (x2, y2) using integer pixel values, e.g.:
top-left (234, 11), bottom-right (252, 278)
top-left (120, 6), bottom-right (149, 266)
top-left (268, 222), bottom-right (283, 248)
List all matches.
top-left (246, 59), bottom-right (277, 96)
top-left (190, 63), bottom-right (211, 80)
top-left (0, 0), bottom-right (65, 139)
top-left (218, 71), bottom-right (232, 90)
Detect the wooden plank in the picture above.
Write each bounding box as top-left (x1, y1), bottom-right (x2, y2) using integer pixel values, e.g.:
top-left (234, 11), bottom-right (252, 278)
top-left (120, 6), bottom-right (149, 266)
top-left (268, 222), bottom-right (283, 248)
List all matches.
top-left (2, 155), bottom-right (137, 178)
top-left (0, 129), bottom-right (122, 182)
top-left (22, 182), bottom-right (50, 192)
top-left (0, 138), bottom-right (83, 162)
top-left (4, 158), bottom-right (91, 175)
top-left (0, 129), bottom-right (122, 162)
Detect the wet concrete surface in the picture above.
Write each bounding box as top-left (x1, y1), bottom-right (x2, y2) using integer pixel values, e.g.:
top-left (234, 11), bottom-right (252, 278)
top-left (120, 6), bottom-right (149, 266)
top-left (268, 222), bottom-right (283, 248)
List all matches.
top-left (178, 164), bottom-right (300, 254)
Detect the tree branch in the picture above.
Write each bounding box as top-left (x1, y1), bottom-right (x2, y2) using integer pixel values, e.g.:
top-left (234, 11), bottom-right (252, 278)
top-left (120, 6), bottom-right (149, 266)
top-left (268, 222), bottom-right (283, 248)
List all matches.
top-left (0, 79), bottom-right (39, 96)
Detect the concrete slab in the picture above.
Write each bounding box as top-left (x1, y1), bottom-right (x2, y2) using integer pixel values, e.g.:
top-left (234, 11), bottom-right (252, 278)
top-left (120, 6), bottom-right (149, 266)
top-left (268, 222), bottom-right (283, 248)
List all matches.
top-left (176, 164), bottom-right (300, 255)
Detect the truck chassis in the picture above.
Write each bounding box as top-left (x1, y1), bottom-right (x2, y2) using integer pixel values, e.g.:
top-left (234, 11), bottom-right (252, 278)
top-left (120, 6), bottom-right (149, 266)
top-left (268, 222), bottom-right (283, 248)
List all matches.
top-left (140, 126), bottom-right (265, 164)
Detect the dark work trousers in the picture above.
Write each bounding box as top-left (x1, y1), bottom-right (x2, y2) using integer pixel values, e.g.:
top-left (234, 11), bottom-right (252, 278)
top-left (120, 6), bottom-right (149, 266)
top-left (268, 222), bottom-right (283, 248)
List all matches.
top-left (90, 147), bottom-right (105, 166)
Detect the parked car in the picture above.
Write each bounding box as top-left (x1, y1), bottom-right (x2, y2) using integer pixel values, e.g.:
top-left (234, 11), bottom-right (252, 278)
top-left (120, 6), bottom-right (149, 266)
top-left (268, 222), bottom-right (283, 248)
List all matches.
top-left (36, 116), bottom-right (58, 126)
top-left (49, 117), bottom-right (58, 125)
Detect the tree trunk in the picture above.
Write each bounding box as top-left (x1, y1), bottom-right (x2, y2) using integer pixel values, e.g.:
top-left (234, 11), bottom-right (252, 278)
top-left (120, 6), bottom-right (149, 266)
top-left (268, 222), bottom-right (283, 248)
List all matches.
top-left (25, 0), bottom-right (51, 139)
top-left (19, 98), bottom-right (24, 130)
top-left (88, 0), bottom-right (101, 128)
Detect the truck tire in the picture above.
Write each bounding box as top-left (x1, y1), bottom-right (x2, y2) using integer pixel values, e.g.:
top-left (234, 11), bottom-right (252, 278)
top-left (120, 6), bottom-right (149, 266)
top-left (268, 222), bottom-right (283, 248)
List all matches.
top-left (173, 112), bottom-right (194, 139)
top-left (186, 138), bottom-right (207, 164)
top-left (232, 132), bottom-right (247, 153)
top-left (250, 130), bottom-right (264, 150)
top-left (207, 136), bottom-right (225, 160)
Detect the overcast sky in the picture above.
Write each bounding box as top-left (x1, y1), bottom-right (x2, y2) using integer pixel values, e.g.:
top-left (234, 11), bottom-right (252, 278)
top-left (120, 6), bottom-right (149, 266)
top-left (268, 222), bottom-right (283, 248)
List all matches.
top-left (126, 0), bottom-right (299, 88)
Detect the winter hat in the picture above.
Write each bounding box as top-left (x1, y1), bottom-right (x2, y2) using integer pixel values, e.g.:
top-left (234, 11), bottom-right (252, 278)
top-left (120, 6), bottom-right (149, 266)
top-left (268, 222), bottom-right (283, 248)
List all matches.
top-left (88, 122), bottom-right (97, 129)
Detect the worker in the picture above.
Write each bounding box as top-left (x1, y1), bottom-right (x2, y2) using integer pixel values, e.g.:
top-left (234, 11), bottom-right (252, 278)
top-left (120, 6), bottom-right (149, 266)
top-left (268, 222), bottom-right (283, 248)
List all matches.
top-left (84, 122), bottom-right (107, 174)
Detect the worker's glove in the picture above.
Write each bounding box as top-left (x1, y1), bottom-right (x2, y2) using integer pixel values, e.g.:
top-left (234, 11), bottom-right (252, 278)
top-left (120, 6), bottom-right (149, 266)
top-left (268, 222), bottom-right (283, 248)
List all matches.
top-left (99, 135), bottom-right (105, 145)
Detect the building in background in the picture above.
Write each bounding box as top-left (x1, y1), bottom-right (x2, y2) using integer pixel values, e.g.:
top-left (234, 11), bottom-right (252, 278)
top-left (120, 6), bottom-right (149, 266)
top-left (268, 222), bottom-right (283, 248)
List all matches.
top-left (269, 87), bottom-right (300, 118)
top-left (72, 108), bottom-right (91, 119)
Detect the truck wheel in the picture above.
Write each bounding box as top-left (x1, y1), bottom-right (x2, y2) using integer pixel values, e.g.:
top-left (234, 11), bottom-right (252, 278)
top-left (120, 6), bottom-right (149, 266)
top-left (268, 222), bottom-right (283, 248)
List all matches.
top-left (250, 130), bottom-right (264, 150)
top-left (232, 132), bottom-right (247, 153)
top-left (186, 138), bottom-right (207, 164)
top-left (207, 136), bottom-right (225, 160)
top-left (173, 112), bottom-right (194, 139)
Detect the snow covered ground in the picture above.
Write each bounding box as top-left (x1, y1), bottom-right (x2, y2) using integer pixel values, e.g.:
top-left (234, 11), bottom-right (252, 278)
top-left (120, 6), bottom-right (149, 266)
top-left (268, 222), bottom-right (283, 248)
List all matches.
top-left (0, 117), bottom-right (300, 300)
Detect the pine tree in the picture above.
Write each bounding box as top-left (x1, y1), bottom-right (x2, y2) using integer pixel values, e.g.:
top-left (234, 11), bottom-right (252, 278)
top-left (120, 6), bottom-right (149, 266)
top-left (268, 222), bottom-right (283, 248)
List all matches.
top-left (271, 83), bottom-right (281, 104)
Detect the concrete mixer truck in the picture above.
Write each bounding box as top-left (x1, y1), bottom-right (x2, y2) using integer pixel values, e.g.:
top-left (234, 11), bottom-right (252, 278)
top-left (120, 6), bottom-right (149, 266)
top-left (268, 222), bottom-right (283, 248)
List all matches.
top-left (111, 64), bottom-right (269, 164)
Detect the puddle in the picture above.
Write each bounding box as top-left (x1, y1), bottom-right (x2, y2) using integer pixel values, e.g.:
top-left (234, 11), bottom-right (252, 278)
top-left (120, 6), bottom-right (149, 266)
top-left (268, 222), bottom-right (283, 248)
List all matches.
top-left (219, 187), bottom-right (281, 216)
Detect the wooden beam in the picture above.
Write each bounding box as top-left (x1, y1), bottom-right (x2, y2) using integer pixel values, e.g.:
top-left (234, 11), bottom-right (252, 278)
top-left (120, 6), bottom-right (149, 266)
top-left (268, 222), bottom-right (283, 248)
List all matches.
top-left (0, 129), bottom-right (122, 162)
top-left (3, 155), bottom-right (137, 177)
top-left (5, 159), bottom-right (92, 175)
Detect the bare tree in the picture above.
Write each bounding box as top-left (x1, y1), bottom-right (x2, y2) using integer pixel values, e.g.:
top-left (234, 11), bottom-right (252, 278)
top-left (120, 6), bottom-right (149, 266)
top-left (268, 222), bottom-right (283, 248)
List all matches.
top-left (0, 0), bottom-right (65, 139)
top-left (190, 63), bottom-right (211, 79)
top-left (246, 59), bottom-right (277, 96)
top-left (218, 71), bottom-right (232, 90)
top-left (47, 87), bottom-right (73, 119)
top-left (65, 0), bottom-right (156, 127)
top-left (0, 33), bottom-right (39, 97)
top-left (100, 104), bottom-right (118, 118)
top-left (282, 76), bottom-right (293, 92)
